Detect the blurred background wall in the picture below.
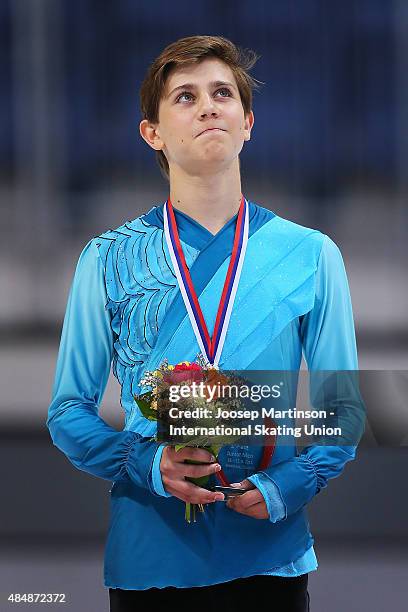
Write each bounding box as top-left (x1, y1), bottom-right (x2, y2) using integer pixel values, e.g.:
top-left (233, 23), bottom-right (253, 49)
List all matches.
top-left (0, 1), bottom-right (407, 610)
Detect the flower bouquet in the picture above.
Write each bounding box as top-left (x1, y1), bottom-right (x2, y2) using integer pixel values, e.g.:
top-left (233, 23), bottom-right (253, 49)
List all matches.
top-left (133, 354), bottom-right (247, 523)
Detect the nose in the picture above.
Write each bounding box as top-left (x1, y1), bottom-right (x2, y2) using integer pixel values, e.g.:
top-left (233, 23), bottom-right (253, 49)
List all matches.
top-left (198, 93), bottom-right (219, 118)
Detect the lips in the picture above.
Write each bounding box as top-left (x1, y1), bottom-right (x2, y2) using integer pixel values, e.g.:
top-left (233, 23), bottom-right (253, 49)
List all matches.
top-left (197, 128), bottom-right (225, 137)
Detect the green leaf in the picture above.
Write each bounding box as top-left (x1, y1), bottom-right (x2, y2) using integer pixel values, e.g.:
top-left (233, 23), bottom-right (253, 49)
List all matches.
top-left (134, 395), bottom-right (157, 421)
top-left (186, 474), bottom-right (210, 487)
top-left (175, 442), bottom-right (190, 452)
top-left (206, 444), bottom-right (222, 458)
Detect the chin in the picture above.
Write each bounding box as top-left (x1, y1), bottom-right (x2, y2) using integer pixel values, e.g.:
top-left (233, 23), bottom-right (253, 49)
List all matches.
top-left (201, 149), bottom-right (233, 163)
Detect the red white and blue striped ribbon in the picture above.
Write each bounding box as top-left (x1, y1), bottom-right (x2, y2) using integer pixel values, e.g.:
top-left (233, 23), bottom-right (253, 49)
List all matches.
top-left (163, 195), bottom-right (249, 368)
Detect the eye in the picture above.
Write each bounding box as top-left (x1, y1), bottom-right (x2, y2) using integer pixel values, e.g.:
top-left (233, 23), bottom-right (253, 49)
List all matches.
top-left (175, 87), bottom-right (233, 103)
top-left (175, 91), bottom-right (194, 103)
top-left (216, 87), bottom-right (232, 97)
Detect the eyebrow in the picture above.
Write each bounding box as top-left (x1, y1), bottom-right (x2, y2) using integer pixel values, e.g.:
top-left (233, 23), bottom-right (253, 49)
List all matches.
top-left (167, 80), bottom-right (236, 99)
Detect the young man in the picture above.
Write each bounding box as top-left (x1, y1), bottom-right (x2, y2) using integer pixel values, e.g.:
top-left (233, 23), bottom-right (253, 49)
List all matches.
top-left (47, 36), bottom-right (363, 612)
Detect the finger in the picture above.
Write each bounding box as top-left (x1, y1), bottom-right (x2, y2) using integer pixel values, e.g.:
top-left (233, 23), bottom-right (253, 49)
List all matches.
top-left (231, 479), bottom-right (255, 490)
top-left (161, 450), bottom-right (219, 481)
top-left (228, 501), bottom-right (269, 519)
top-left (179, 462), bottom-right (222, 479)
top-left (230, 489), bottom-right (263, 510)
top-left (172, 446), bottom-right (216, 464)
top-left (239, 503), bottom-right (269, 519)
top-left (172, 480), bottom-right (225, 504)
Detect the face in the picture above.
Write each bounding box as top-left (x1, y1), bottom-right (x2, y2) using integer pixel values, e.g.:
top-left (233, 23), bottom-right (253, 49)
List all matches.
top-left (140, 57), bottom-right (254, 176)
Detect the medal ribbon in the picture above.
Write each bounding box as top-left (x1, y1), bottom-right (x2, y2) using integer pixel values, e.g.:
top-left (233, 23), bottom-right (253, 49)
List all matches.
top-left (163, 194), bottom-right (249, 368)
top-left (163, 195), bottom-right (276, 486)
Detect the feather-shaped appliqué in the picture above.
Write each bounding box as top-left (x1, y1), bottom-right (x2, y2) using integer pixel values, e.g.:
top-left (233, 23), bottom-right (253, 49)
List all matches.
top-left (94, 216), bottom-right (200, 424)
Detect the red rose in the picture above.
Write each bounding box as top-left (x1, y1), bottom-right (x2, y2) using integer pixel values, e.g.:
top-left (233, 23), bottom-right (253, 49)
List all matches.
top-left (174, 362), bottom-right (202, 372)
top-left (162, 362), bottom-right (204, 385)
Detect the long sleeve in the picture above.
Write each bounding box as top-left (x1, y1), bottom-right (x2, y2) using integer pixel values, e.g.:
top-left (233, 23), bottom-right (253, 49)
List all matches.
top-left (46, 238), bottom-right (162, 490)
top-left (256, 235), bottom-right (365, 519)
top-left (149, 444), bottom-right (173, 497)
top-left (247, 473), bottom-right (286, 522)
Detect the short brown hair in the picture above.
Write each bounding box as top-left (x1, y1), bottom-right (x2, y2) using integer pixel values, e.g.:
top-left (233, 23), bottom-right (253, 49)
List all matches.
top-left (139, 35), bottom-right (263, 181)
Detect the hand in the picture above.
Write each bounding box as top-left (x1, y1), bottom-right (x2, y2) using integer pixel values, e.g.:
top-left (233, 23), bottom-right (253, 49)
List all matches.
top-left (160, 446), bottom-right (225, 504)
top-left (225, 479), bottom-right (269, 519)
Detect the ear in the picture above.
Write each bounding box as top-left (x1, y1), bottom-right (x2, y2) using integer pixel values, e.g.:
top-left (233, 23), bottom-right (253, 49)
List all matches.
top-left (139, 119), bottom-right (164, 151)
top-left (243, 111), bottom-right (254, 142)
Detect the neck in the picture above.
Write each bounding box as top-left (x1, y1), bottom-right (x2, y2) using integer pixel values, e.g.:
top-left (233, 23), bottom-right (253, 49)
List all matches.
top-left (168, 162), bottom-right (243, 235)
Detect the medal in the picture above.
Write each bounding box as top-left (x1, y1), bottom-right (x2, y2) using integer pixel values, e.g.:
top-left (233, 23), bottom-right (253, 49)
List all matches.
top-left (163, 195), bottom-right (276, 486)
